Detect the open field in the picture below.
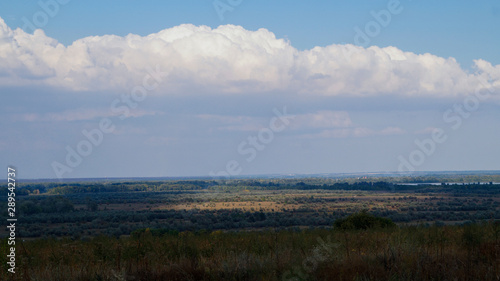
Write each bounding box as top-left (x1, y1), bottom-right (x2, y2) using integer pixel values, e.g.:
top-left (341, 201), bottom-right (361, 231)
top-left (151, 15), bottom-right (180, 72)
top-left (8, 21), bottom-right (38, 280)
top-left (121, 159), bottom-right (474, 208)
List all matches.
top-left (0, 175), bottom-right (499, 280)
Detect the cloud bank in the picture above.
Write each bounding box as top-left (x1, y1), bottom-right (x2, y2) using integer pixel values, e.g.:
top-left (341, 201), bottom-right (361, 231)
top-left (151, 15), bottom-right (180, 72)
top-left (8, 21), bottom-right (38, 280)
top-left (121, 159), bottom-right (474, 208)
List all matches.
top-left (0, 17), bottom-right (499, 97)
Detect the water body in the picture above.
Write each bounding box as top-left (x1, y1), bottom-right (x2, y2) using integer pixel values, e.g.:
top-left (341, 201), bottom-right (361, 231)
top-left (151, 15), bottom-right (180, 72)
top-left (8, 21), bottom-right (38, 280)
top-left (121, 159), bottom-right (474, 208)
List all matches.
top-left (398, 182), bottom-right (500, 186)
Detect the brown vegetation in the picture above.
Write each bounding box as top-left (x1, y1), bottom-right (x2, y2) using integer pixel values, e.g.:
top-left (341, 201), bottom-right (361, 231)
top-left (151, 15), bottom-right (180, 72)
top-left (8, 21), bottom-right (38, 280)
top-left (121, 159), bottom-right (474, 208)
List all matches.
top-left (2, 222), bottom-right (499, 281)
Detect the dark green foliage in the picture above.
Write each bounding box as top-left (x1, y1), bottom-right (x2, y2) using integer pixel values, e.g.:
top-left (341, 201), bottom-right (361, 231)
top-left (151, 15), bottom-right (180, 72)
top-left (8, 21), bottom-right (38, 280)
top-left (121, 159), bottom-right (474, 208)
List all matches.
top-left (131, 228), bottom-right (179, 238)
top-left (86, 197), bottom-right (99, 211)
top-left (334, 211), bottom-right (396, 230)
top-left (19, 196), bottom-right (74, 214)
top-left (3, 175), bottom-right (500, 195)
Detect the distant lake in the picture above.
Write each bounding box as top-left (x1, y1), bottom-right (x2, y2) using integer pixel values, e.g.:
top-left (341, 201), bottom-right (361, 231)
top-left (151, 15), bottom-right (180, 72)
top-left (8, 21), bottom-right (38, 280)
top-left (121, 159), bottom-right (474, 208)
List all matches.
top-left (398, 182), bottom-right (500, 186)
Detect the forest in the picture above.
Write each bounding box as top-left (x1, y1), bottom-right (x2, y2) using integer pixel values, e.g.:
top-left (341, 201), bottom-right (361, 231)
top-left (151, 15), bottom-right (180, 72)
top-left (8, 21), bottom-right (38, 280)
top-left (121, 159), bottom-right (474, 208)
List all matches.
top-left (0, 173), bottom-right (499, 280)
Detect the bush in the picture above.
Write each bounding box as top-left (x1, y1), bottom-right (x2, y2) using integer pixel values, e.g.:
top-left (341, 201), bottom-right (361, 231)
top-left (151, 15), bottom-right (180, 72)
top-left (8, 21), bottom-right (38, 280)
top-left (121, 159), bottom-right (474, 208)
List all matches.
top-left (334, 210), bottom-right (396, 230)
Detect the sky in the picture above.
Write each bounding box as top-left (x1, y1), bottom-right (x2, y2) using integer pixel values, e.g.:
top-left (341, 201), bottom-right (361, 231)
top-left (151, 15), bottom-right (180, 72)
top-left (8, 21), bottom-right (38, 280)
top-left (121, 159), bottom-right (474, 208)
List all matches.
top-left (0, 0), bottom-right (499, 179)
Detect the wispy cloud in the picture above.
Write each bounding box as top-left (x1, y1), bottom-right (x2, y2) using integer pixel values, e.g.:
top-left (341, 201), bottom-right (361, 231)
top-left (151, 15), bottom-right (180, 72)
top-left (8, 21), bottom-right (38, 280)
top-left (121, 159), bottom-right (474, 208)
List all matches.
top-left (303, 126), bottom-right (405, 139)
top-left (292, 111), bottom-right (352, 129)
top-left (197, 114), bottom-right (255, 124)
top-left (197, 110), bottom-right (352, 132)
top-left (12, 108), bottom-right (162, 122)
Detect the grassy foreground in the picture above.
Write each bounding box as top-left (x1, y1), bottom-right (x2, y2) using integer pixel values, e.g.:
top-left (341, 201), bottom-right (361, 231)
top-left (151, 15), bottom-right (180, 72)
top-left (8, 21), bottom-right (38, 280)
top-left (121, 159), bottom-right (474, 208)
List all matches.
top-left (1, 223), bottom-right (499, 281)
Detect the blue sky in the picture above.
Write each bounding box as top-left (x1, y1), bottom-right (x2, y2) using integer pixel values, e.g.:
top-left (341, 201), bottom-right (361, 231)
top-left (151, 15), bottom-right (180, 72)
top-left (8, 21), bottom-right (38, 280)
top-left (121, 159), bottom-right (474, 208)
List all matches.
top-left (0, 0), bottom-right (499, 179)
top-left (2, 0), bottom-right (499, 67)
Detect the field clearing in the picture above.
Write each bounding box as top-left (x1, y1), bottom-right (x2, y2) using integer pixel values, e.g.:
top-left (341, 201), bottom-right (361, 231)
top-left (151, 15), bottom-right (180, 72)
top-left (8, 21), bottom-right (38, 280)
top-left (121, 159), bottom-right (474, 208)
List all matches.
top-left (72, 190), bottom-right (500, 215)
top-left (1, 179), bottom-right (499, 239)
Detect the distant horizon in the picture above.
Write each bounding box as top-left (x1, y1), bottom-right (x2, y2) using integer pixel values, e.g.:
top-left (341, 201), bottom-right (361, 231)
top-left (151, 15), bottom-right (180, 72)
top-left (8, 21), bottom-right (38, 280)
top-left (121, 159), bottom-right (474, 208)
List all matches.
top-left (7, 169), bottom-right (500, 182)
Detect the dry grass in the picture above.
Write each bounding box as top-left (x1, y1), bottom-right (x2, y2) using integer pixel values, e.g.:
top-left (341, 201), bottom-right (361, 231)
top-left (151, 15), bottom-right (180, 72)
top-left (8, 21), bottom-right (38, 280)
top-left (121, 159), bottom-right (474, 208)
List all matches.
top-left (1, 223), bottom-right (499, 281)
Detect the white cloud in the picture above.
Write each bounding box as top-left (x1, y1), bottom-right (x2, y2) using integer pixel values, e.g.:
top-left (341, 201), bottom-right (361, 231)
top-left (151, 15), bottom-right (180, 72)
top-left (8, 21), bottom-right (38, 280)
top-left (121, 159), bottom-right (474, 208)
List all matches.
top-left (0, 17), bottom-right (499, 98)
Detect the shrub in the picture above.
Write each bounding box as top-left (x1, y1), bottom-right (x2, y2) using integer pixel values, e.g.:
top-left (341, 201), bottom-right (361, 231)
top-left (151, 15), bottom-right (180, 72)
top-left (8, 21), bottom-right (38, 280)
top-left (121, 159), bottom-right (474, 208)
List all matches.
top-left (333, 210), bottom-right (396, 230)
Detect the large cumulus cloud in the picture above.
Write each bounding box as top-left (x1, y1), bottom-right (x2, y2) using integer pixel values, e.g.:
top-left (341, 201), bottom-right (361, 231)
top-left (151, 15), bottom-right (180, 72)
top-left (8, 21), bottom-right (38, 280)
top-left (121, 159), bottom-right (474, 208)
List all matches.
top-left (0, 16), bottom-right (498, 97)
